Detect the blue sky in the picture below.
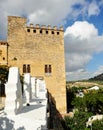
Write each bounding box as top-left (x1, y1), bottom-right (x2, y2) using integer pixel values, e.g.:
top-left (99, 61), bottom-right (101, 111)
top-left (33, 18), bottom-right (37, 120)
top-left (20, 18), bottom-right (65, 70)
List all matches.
top-left (64, 0), bottom-right (103, 80)
top-left (65, 3), bottom-right (103, 35)
top-left (0, 0), bottom-right (103, 81)
top-left (87, 53), bottom-right (103, 71)
top-left (78, 5), bottom-right (103, 72)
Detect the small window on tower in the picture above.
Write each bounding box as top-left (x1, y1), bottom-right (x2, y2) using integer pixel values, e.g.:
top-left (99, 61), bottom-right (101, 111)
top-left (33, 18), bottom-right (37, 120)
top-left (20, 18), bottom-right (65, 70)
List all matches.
top-left (3, 57), bottom-right (5, 60)
top-left (45, 65), bottom-right (48, 73)
top-left (33, 30), bottom-right (36, 33)
top-left (45, 64), bottom-right (52, 76)
top-left (23, 64), bottom-right (31, 73)
top-left (57, 32), bottom-right (59, 35)
top-left (46, 30), bottom-right (48, 34)
top-left (27, 29), bottom-right (30, 32)
top-left (52, 31), bottom-right (54, 34)
top-left (23, 64), bottom-right (26, 73)
top-left (27, 64), bottom-right (31, 73)
top-left (49, 65), bottom-right (51, 73)
top-left (40, 30), bottom-right (42, 34)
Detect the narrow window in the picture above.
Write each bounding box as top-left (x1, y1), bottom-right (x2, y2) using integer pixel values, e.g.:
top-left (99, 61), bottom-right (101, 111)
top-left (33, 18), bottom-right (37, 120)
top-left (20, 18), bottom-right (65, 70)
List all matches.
top-left (23, 64), bottom-right (26, 73)
top-left (27, 29), bottom-right (30, 32)
top-left (3, 57), bottom-right (5, 60)
top-left (33, 30), bottom-right (36, 33)
top-left (49, 65), bottom-right (52, 73)
top-left (23, 64), bottom-right (31, 73)
top-left (57, 32), bottom-right (59, 35)
top-left (45, 64), bottom-right (52, 75)
top-left (46, 30), bottom-right (48, 34)
top-left (45, 65), bottom-right (48, 73)
top-left (27, 64), bottom-right (30, 73)
top-left (40, 30), bottom-right (42, 34)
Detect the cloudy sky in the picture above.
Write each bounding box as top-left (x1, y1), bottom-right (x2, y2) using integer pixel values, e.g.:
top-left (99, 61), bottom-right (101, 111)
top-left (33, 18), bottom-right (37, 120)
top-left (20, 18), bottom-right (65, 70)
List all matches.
top-left (0, 0), bottom-right (103, 81)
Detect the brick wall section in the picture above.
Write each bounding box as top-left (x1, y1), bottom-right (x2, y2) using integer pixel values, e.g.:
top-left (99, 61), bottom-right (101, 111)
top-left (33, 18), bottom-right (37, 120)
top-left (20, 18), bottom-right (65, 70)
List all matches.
top-left (7, 16), bottom-right (66, 114)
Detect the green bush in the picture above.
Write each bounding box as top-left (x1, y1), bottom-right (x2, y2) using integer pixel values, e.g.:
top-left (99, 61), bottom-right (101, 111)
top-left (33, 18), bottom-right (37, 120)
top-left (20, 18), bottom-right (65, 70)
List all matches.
top-left (92, 119), bottom-right (103, 130)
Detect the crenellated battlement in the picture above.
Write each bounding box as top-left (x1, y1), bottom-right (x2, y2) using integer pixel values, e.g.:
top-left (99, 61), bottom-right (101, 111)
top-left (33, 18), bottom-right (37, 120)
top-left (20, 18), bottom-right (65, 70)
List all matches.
top-left (27, 23), bottom-right (63, 31)
top-left (0, 41), bottom-right (8, 46)
top-left (26, 23), bottom-right (64, 36)
top-left (8, 16), bottom-right (64, 36)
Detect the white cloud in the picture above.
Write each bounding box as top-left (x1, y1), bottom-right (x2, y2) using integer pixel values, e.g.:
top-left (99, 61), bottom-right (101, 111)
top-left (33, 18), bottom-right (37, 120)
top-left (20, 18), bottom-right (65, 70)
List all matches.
top-left (65, 53), bottom-right (92, 72)
top-left (66, 69), bottom-right (92, 81)
top-left (88, 1), bottom-right (100, 16)
top-left (93, 66), bottom-right (103, 77)
top-left (0, 0), bottom-right (85, 39)
top-left (66, 65), bottom-right (103, 81)
top-left (70, 0), bottom-right (103, 19)
top-left (64, 21), bottom-right (103, 81)
top-left (65, 21), bottom-right (98, 39)
top-left (1, 0), bottom-right (103, 39)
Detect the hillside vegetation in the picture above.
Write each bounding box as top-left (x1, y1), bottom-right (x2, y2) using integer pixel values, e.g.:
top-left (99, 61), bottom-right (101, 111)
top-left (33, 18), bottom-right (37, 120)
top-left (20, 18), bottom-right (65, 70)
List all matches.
top-left (66, 73), bottom-right (103, 88)
top-left (89, 73), bottom-right (103, 81)
top-left (65, 81), bottom-right (103, 130)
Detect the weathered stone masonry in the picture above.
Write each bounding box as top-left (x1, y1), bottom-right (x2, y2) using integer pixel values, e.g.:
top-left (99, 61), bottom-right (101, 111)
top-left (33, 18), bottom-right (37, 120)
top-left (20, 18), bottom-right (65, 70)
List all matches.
top-left (0, 16), bottom-right (66, 114)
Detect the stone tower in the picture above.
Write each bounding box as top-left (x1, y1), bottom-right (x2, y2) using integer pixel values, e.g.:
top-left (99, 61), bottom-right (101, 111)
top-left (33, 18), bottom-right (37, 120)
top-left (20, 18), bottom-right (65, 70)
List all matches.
top-left (7, 16), bottom-right (66, 114)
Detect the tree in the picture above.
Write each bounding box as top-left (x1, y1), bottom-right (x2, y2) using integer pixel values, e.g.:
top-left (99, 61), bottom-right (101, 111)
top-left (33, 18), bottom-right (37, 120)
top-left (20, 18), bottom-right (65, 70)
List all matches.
top-left (72, 97), bottom-right (86, 111)
top-left (0, 65), bottom-right (9, 83)
top-left (84, 89), bottom-right (103, 114)
top-left (66, 87), bottom-right (76, 112)
top-left (65, 86), bottom-right (103, 129)
top-left (64, 111), bottom-right (92, 130)
top-left (64, 116), bottom-right (74, 130)
top-left (72, 89), bottom-right (103, 114)
top-left (92, 119), bottom-right (103, 130)
top-left (67, 86), bottom-right (85, 112)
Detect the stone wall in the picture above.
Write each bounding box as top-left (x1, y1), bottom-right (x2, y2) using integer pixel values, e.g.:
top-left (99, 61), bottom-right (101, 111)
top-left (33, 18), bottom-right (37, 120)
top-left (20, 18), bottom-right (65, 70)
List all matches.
top-left (0, 41), bottom-right (8, 65)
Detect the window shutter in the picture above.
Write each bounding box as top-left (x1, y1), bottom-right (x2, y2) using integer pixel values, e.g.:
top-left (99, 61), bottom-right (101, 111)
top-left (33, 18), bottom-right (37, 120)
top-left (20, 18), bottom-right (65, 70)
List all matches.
top-left (23, 64), bottom-right (26, 73)
top-left (49, 65), bottom-right (52, 73)
top-left (27, 64), bottom-right (30, 73)
top-left (45, 65), bottom-right (48, 73)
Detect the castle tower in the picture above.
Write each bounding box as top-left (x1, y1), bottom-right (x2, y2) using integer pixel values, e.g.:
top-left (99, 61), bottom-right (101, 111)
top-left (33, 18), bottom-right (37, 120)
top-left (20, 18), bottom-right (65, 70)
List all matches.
top-left (7, 16), bottom-right (66, 114)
